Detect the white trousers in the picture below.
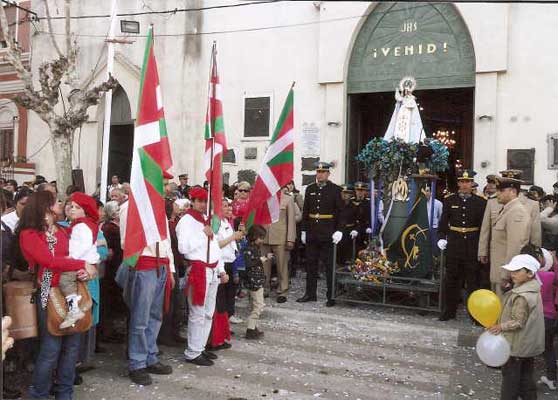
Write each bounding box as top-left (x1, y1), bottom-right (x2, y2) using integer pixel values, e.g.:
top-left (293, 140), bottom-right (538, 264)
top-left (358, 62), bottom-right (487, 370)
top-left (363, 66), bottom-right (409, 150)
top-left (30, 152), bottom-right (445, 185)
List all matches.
top-left (184, 267), bottom-right (219, 360)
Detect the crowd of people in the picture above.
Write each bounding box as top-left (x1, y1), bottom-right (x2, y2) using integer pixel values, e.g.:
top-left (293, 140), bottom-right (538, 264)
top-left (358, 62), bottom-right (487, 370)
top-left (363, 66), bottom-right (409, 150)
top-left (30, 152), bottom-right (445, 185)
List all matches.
top-left (0, 173), bottom-right (306, 398)
top-left (1, 164), bottom-right (558, 399)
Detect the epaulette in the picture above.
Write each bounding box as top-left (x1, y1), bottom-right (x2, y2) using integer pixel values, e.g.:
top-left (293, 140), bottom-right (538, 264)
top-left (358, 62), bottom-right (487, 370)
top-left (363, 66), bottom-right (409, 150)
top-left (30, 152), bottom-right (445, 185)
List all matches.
top-left (444, 193), bottom-right (453, 199)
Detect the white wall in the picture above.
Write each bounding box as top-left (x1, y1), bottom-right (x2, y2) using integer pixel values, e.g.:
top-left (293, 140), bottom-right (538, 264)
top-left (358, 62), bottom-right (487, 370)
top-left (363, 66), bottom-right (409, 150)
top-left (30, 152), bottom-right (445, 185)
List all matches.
top-left (25, 1), bottom-right (558, 195)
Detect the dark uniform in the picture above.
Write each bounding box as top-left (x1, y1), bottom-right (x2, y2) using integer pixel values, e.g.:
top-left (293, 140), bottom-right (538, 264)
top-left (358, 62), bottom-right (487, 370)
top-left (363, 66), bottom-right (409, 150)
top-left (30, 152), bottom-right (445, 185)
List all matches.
top-left (338, 185), bottom-right (357, 264)
top-left (298, 163), bottom-right (344, 303)
top-left (352, 182), bottom-right (372, 252)
top-left (438, 170), bottom-right (487, 320)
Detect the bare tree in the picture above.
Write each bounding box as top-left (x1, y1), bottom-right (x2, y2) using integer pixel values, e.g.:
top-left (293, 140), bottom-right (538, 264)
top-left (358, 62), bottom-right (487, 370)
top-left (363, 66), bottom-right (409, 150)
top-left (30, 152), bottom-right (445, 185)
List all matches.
top-left (0, 0), bottom-right (117, 192)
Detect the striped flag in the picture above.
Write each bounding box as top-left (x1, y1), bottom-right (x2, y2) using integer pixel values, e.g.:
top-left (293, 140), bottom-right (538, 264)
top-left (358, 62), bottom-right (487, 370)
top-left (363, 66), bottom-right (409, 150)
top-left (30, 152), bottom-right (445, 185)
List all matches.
top-left (123, 26), bottom-right (173, 265)
top-left (204, 42), bottom-right (227, 232)
top-left (245, 85), bottom-right (294, 228)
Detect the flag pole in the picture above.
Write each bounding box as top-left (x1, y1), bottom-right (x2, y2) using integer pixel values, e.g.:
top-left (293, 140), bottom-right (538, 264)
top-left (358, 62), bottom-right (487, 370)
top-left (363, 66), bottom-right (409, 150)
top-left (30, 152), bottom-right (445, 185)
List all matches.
top-left (99, 0), bottom-right (119, 203)
top-left (206, 41), bottom-right (217, 263)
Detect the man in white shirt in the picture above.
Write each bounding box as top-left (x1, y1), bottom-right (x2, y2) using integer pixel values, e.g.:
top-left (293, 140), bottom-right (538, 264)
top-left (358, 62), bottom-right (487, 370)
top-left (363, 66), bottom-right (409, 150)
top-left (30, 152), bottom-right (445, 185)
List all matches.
top-left (176, 187), bottom-right (228, 367)
top-left (1, 187), bottom-right (31, 232)
top-left (424, 186), bottom-right (443, 230)
top-left (119, 198), bottom-right (176, 386)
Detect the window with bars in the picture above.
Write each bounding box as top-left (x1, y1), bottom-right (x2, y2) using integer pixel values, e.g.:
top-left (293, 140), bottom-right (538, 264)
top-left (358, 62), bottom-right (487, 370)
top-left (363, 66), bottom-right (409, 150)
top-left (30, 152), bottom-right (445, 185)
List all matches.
top-left (0, 129), bottom-right (14, 162)
top-left (244, 97), bottom-right (270, 138)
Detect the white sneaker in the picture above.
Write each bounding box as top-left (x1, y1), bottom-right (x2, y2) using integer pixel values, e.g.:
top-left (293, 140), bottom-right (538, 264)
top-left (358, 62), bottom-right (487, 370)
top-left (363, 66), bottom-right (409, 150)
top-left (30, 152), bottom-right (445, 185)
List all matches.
top-left (540, 376), bottom-right (557, 390)
top-left (229, 315), bottom-right (244, 324)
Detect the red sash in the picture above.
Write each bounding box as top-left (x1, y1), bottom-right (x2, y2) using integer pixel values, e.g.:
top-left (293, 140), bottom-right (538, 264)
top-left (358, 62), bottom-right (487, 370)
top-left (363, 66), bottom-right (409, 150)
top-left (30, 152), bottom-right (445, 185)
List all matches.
top-left (136, 256), bottom-right (172, 315)
top-left (186, 260), bottom-right (218, 306)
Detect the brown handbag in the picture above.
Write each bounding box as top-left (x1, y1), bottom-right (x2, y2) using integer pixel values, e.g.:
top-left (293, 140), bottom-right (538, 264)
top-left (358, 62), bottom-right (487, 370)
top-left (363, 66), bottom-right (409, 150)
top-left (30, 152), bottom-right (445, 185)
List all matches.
top-left (46, 280), bottom-right (93, 336)
top-left (3, 280), bottom-right (39, 340)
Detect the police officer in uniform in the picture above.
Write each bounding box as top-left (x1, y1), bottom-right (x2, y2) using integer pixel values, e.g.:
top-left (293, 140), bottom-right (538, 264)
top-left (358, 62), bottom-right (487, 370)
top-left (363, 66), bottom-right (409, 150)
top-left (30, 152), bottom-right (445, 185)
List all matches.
top-left (437, 169), bottom-right (487, 321)
top-left (297, 162), bottom-right (344, 307)
top-left (352, 182), bottom-right (372, 252)
top-left (338, 184), bottom-right (357, 264)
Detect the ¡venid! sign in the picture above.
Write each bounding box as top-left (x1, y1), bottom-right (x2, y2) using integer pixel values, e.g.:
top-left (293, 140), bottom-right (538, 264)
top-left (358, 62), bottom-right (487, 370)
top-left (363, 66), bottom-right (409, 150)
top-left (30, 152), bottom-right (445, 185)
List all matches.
top-left (348, 2), bottom-right (475, 94)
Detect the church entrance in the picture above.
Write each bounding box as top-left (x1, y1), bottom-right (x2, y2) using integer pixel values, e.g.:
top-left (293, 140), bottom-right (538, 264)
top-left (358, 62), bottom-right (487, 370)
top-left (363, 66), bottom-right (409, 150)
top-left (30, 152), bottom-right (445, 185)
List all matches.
top-left (107, 86), bottom-right (134, 183)
top-left (346, 2), bottom-right (476, 192)
top-left (347, 87), bottom-right (474, 191)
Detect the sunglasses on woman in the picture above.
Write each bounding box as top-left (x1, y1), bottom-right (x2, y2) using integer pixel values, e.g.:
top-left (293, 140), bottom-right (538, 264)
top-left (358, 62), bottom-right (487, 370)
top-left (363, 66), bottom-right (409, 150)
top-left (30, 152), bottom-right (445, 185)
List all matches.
top-left (238, 189), bottom-right (250, 193)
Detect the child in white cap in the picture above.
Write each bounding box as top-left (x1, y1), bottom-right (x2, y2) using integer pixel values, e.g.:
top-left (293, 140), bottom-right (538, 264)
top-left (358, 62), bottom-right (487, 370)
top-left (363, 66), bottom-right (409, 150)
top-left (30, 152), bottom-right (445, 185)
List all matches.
top-left (488, 254), bottom-right (545, 399)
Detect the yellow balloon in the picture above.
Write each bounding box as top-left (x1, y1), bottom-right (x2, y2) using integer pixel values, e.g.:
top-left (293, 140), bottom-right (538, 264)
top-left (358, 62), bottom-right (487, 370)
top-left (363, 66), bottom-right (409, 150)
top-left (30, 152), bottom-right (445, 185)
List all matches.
top-left (467, 289), bottom-right (502, 328)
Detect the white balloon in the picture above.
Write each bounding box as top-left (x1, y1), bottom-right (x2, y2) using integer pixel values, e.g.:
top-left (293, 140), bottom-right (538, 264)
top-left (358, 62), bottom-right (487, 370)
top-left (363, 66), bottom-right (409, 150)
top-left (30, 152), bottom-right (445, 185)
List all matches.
top-left (475, 331), bottom-right (511, 367)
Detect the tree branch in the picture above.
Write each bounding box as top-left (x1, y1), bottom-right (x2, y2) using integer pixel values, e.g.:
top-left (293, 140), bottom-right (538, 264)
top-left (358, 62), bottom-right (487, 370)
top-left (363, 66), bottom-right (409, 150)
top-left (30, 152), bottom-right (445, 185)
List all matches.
top-left (43, 0), bottom-right (63, 58)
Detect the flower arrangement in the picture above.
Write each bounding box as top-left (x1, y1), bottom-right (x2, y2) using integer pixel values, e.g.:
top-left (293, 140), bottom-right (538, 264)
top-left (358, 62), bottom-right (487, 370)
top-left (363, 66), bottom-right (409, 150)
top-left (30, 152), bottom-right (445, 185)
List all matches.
top-left (356, 138), bottom-right (449, 181)
top-left (348, 248), bottom-right (400, 283)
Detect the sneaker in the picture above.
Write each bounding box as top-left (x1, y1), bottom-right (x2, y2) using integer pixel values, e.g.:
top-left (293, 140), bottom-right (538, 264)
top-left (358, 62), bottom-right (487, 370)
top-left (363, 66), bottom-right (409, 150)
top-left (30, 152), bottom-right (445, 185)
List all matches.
top-left (277, 296), bottom-right (287, 304)
top-left (207, 342), bottom-right (232, 351)
top-left (146, 362), bottom-right (173, 375)
top-left (185, 354), bottom-right (214, 367)
top-left (540, 376), bottom-right (557, 390)
top-left (129, 368), bottom-right (152, 386)
top-left (229, 315), bottom-right (244, 324)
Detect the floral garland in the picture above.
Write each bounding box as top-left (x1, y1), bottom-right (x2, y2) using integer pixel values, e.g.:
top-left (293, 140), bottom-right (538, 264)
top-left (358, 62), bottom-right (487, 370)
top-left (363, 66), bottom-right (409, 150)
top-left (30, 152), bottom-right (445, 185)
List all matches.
top-left (348, 248), bottom-right (400, 283)
top-left (356, 138), bottom-right (449, 181)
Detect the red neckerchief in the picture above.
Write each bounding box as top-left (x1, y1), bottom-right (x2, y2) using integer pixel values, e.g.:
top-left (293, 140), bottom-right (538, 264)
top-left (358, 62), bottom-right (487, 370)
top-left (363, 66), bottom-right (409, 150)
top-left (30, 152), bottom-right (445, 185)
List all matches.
top-left (185, 209), bottom-right (213, 238)
top-left (71, 217), bottom-right (99, 244)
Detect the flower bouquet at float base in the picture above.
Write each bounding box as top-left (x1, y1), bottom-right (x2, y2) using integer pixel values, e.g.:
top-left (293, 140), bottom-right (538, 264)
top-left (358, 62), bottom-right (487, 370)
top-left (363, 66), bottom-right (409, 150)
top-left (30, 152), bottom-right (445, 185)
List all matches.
top-left (348, 242), bottom-right (401, 283)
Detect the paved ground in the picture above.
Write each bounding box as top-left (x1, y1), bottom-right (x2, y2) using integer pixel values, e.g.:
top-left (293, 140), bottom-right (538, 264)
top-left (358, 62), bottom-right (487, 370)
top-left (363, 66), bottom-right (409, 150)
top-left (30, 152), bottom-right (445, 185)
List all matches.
top-left (67, 276), bottom-right (558, 400)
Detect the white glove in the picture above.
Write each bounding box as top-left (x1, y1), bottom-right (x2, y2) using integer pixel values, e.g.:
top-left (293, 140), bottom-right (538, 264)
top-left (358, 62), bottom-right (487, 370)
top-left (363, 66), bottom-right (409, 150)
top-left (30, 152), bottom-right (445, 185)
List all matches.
top-left (350, 230), bottom-right (358, 240)
top-left (301, 231), bottom-right (306, 245)
top-left (365, 228), bottom-right (372, 234)
top-left (437, 239), bottom-right (447, 250)
top-left (332, 231), bottom-right (343, 245)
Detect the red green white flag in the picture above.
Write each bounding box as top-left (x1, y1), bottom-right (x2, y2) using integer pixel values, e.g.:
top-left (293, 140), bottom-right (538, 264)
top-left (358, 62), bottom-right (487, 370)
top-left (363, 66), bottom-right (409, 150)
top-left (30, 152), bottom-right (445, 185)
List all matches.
top-left (245, 85), bottom-right (294, 228)
top-left (204, 42), bottom-right (227, 232)
top-left (124, 25), bottom-right (173, 265)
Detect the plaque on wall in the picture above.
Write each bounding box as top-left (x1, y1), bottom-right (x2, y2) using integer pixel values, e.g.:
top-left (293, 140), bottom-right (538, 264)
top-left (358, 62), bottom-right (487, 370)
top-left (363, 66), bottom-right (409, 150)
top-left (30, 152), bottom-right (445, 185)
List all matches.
top-left (301, 157), bottom-right (319, 171)
top-left (302, 174), bottom-right (316, 186)
top-left (244, 147), bottom-right (257, 160)
top-left (507, 148), bottom-right (535, 185)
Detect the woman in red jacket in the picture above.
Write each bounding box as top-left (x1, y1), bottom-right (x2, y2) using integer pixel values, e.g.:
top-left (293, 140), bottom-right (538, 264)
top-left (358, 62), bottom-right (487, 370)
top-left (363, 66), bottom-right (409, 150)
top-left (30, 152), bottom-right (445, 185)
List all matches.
top-left (18, 191), bottom-right (96, 400)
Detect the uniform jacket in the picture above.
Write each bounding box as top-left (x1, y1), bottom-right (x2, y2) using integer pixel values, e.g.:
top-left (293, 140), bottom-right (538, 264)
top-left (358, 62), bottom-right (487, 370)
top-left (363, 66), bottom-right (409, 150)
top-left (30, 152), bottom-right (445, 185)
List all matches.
top-left (500, 279), bottom-right (545, 358)
top-left (351, 197), bottom-right (371, 236)
top-left (488, 198), bottom-right (530, 283)
top-left (302, 181), bottom-right (344, 242)
top-left (438, 193), bottom-right (486, 261)
top-left (264, 193), bottom-right (297, 246)
top-left (519, 193), bottom-right (542, 247)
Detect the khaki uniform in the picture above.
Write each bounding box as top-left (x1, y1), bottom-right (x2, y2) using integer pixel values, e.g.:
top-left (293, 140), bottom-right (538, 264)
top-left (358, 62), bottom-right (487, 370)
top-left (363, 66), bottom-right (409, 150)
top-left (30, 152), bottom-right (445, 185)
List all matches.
top-left (262, 193), bottom-right (297, 295)
top-left (519, 193), bottom-right (542, 247)
top-left (479, 196), bottom-right (541, 285)
top-left (486, 198), bottom-right (530, 294)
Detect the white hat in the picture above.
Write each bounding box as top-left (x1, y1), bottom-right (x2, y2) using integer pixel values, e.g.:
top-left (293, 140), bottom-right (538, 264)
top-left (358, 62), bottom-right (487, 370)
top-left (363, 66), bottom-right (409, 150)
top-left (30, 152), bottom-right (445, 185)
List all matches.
top-left (502, 254), bottom-right (540, 273)
top-left (541, 248), bottom-right (554, 272)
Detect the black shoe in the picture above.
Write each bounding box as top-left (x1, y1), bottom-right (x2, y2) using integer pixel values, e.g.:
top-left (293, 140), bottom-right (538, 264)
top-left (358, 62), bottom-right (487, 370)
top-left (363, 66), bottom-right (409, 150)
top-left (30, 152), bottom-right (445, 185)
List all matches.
top-left (202, 350), bottom-right (218, 360)
top-left (296, 294), bottom-right (317, 303)
top-left (277, 295), bottom-right (287, 303)
top-left (325, 299), bottom-right (336, 307)
top-left (246, 328), bottom-right (261, 340)
top-left (146, 362), bottom-right (173, 375)
top-left (207, 342), bottom-right (232, 351)
top-left (439, 312), bottom-right (456, 321)
top-left (185, 354), bottom-right (214, 367)
top-left (254, 327), bottom-right (264, 338)
top-left (74, 373), bottom-right (83, 385)
top-left (129, 368), bottom-right (153, 386)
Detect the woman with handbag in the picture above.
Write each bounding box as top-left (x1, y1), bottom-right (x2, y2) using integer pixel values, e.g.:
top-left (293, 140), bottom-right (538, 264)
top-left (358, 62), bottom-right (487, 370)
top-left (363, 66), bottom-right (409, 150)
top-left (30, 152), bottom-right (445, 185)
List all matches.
top-left (17, 191), bottom-right (97, 400)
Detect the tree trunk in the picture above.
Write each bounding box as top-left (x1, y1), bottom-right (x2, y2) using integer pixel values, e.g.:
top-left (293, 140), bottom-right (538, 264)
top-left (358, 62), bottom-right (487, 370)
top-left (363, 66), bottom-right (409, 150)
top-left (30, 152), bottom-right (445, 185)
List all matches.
top-left (51, 133), bottom-right (73, 196)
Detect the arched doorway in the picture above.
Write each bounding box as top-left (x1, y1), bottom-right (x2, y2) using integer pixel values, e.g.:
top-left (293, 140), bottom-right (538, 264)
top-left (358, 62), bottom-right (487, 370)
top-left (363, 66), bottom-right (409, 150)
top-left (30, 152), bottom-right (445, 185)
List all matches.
top-left (108, 86), bottom-right (134, 183)
top-left (346, 2), bottom-right (475, 191)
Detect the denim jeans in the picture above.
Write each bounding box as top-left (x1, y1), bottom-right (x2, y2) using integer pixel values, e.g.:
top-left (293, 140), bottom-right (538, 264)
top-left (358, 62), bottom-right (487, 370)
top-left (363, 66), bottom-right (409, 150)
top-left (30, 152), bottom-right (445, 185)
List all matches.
top-left (128, 266), bottom-right (167, 371)
top-left (28, 296), bottom-right (81, 400)
top-left (543, 317), bottom-right (558, 380)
